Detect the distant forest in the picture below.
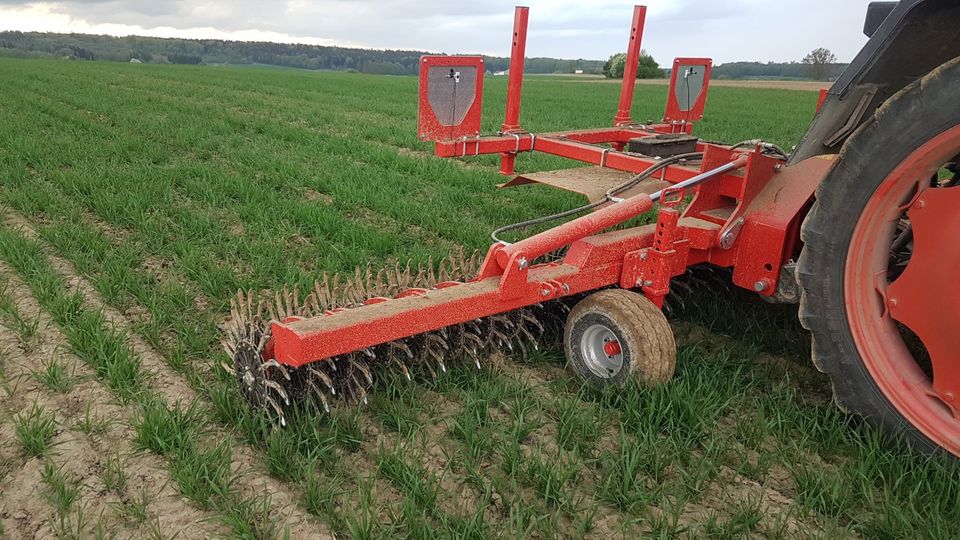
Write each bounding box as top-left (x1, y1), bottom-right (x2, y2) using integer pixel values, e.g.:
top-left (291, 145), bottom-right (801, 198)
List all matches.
top-left (0, 31), bottom-right (604, 75)
top-left (0, 31), bottom-right (847, 80)
top-left (711, 61), bottom-right (847, 81)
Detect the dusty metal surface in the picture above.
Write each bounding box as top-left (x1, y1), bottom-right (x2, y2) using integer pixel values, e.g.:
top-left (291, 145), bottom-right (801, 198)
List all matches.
top-left (500, 166), bottom-right (670, 202)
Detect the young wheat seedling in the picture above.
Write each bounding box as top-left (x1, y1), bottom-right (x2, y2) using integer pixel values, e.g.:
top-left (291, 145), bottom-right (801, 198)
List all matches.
top-left (101, 452), bottom-right (128, 494)
top-left (72, 404), bottom-right (113, 439)
top-left (41, 460), bottom-right (82, 514)
top-left (31, 359), bottom-right (80, 393)
top-left (14, 403), bottom-right (57, 457)
top-left (114, 487), bottom-right (151, 525)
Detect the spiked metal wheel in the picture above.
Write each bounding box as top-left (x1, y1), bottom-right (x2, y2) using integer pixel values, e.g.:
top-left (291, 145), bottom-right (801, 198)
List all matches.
top-left (223, 290), bottom-right (293, 425)
top-left (221, 249), bottom-right (561, 423)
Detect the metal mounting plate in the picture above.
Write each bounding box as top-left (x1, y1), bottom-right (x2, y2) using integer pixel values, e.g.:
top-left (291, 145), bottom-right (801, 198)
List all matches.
top-left (418, 55), bottom-right (485, 142)
top-left (664, 57), bottom-right (713, 124)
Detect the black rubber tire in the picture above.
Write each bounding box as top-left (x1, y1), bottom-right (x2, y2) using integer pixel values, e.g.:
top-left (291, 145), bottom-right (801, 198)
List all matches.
top-left (564, 289), bottom-right (675, 387)
top-left (797, 56), bottom-right (960, 457)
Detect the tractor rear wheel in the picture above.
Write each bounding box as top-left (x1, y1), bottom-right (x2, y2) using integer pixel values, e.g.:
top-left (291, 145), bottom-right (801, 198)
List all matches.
top-left (798, 57), bottom-right (960, 458)
top-left (564, 289), bottom-right (675, 387)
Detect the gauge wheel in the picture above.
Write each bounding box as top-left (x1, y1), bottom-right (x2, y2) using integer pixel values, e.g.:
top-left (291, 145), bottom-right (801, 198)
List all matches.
top-left (564, 289), bottom-right (675, 387)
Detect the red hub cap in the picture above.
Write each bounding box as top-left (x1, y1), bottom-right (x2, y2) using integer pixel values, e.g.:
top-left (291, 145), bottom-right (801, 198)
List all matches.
top-left (845, 124), bottom-right (960, 456)
top-left (603, 340), bottom-right (623, 357)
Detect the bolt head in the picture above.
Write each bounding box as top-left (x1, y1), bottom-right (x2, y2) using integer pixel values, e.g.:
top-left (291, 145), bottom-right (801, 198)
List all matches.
top-left (753, 280), bottom-right (767, 292)
top-left (888, 297), bottom-right (898, 308)
top-left (945, 392), bottom-right (956, 403)
top-left (518, 257), bottom-right (529, 270)
top-left (643, 280), bottom-right (654, 287)
top-left (915, 199), bottom-right (926, 209)
top-left (639, 252), bottom-right (648, 261)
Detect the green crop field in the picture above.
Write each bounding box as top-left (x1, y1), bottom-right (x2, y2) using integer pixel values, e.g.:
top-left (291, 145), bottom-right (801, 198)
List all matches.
top-left (0, 57), bottom-right (956, 539)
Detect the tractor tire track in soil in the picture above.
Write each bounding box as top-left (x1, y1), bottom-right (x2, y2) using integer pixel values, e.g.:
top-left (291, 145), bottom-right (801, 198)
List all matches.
top-left (1, 211), bottom-right (335, 539)
top-left (0, 264), bottom-right (225, 539)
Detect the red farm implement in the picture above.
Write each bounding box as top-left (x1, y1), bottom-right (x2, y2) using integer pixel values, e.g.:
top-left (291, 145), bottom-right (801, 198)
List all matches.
top-left (225, 1), bottom-right (960, 458)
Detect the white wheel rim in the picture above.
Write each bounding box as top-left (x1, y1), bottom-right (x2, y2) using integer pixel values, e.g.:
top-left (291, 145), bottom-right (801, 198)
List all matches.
top-left (580, 323), bottom-right (624, 378)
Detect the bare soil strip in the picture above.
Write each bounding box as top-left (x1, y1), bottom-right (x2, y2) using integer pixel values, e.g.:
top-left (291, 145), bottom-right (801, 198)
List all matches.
top-left (0, 264), bottom-right (225, 538)
top-left (1, 212), bottom-right (335, 539)
top-left (543, 75), bottom-right (830, 92)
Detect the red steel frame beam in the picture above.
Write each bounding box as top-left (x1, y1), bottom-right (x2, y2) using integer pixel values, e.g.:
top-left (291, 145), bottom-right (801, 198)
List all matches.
top-left (614, 5), bottom-right (648, 126)
top-left (437, 127), bottom-right (706, 181)
top-left (264, 4), bottom-right (829, 369)
top-left (270, 152), bottom-right (771, 367)
top-left (499, 6), bottom-right (530, 176)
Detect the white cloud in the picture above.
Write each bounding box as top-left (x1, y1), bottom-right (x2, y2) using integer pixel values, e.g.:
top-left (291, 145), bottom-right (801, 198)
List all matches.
top-left (0, 0), bottom-right (875, 63)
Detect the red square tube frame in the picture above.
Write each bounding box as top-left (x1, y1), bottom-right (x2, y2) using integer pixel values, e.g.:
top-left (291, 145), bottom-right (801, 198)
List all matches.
top-left (267, 4), bottom-right (829, 386)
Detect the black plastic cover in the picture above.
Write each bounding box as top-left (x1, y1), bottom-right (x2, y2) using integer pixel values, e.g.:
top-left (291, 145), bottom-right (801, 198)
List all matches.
top-left (627, 134), bottom-right (698, 158)
top-left (864, 2), bottom-right (898, 37)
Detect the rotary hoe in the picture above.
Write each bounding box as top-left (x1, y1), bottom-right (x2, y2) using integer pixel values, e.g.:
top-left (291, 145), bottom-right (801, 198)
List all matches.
top-left (223, 1), bottom-right (960, 458)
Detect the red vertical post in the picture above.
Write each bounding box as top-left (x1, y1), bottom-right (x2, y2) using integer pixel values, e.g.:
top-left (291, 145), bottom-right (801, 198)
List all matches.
top-left (614, 5), bottom-right (647, 126)
top-left (816, 88), bottom-right (829, 113)
top-left (499, 6), bottom-right (529, 175)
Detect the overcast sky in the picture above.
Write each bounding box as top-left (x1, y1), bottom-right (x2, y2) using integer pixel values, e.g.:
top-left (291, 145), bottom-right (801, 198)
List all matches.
top-left (0, 1), bottom-right (877, 64)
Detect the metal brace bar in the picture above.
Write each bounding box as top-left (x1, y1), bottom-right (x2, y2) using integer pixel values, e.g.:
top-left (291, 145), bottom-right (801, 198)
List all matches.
top-left (600, 148), bottom-right (612, 168)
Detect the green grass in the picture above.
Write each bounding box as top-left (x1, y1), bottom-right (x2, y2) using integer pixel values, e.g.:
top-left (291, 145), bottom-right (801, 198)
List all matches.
top-left (14, 403), bottom-right (57, 457)
top-left (41, 460), bottom-right (82, 514)
top-left (31, 360), bottom-right (81, 393)
top-left (0, 278), bottom-right (40, 351)
top-left (0, 56), bottom-right (956, 539)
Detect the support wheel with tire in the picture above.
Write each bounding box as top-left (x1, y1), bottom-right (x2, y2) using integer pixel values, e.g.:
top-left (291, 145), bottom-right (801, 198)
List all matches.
top-left (564, 289), bottom-right (676, 387)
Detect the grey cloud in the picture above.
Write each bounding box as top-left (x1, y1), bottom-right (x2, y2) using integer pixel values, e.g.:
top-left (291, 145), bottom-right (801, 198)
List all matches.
top-left (1, 0), bottom-right (874, 63)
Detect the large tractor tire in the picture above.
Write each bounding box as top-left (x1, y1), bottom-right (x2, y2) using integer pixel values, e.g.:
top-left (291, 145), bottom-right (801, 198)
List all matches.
top-left (798, 57), bottom-right (960, 458)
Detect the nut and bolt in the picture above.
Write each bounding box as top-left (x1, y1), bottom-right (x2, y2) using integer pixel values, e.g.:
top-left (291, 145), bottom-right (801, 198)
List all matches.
top-left (753, 280), bottom-right (768, 292)
top-left (639, 252), bottom-right (648, 261)
top-left (720, 233), bottom-right (733, 248)
top-left (518, 257), bottom-right (529, 270)
top-left (643, 280), bottom-right (654, 287)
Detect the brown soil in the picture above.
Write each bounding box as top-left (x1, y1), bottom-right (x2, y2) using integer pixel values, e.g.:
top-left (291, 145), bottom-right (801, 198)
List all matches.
top-left (303, 188), bottom-right (334, 205)
top-left (551, 76), bottom-right (829, 92)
